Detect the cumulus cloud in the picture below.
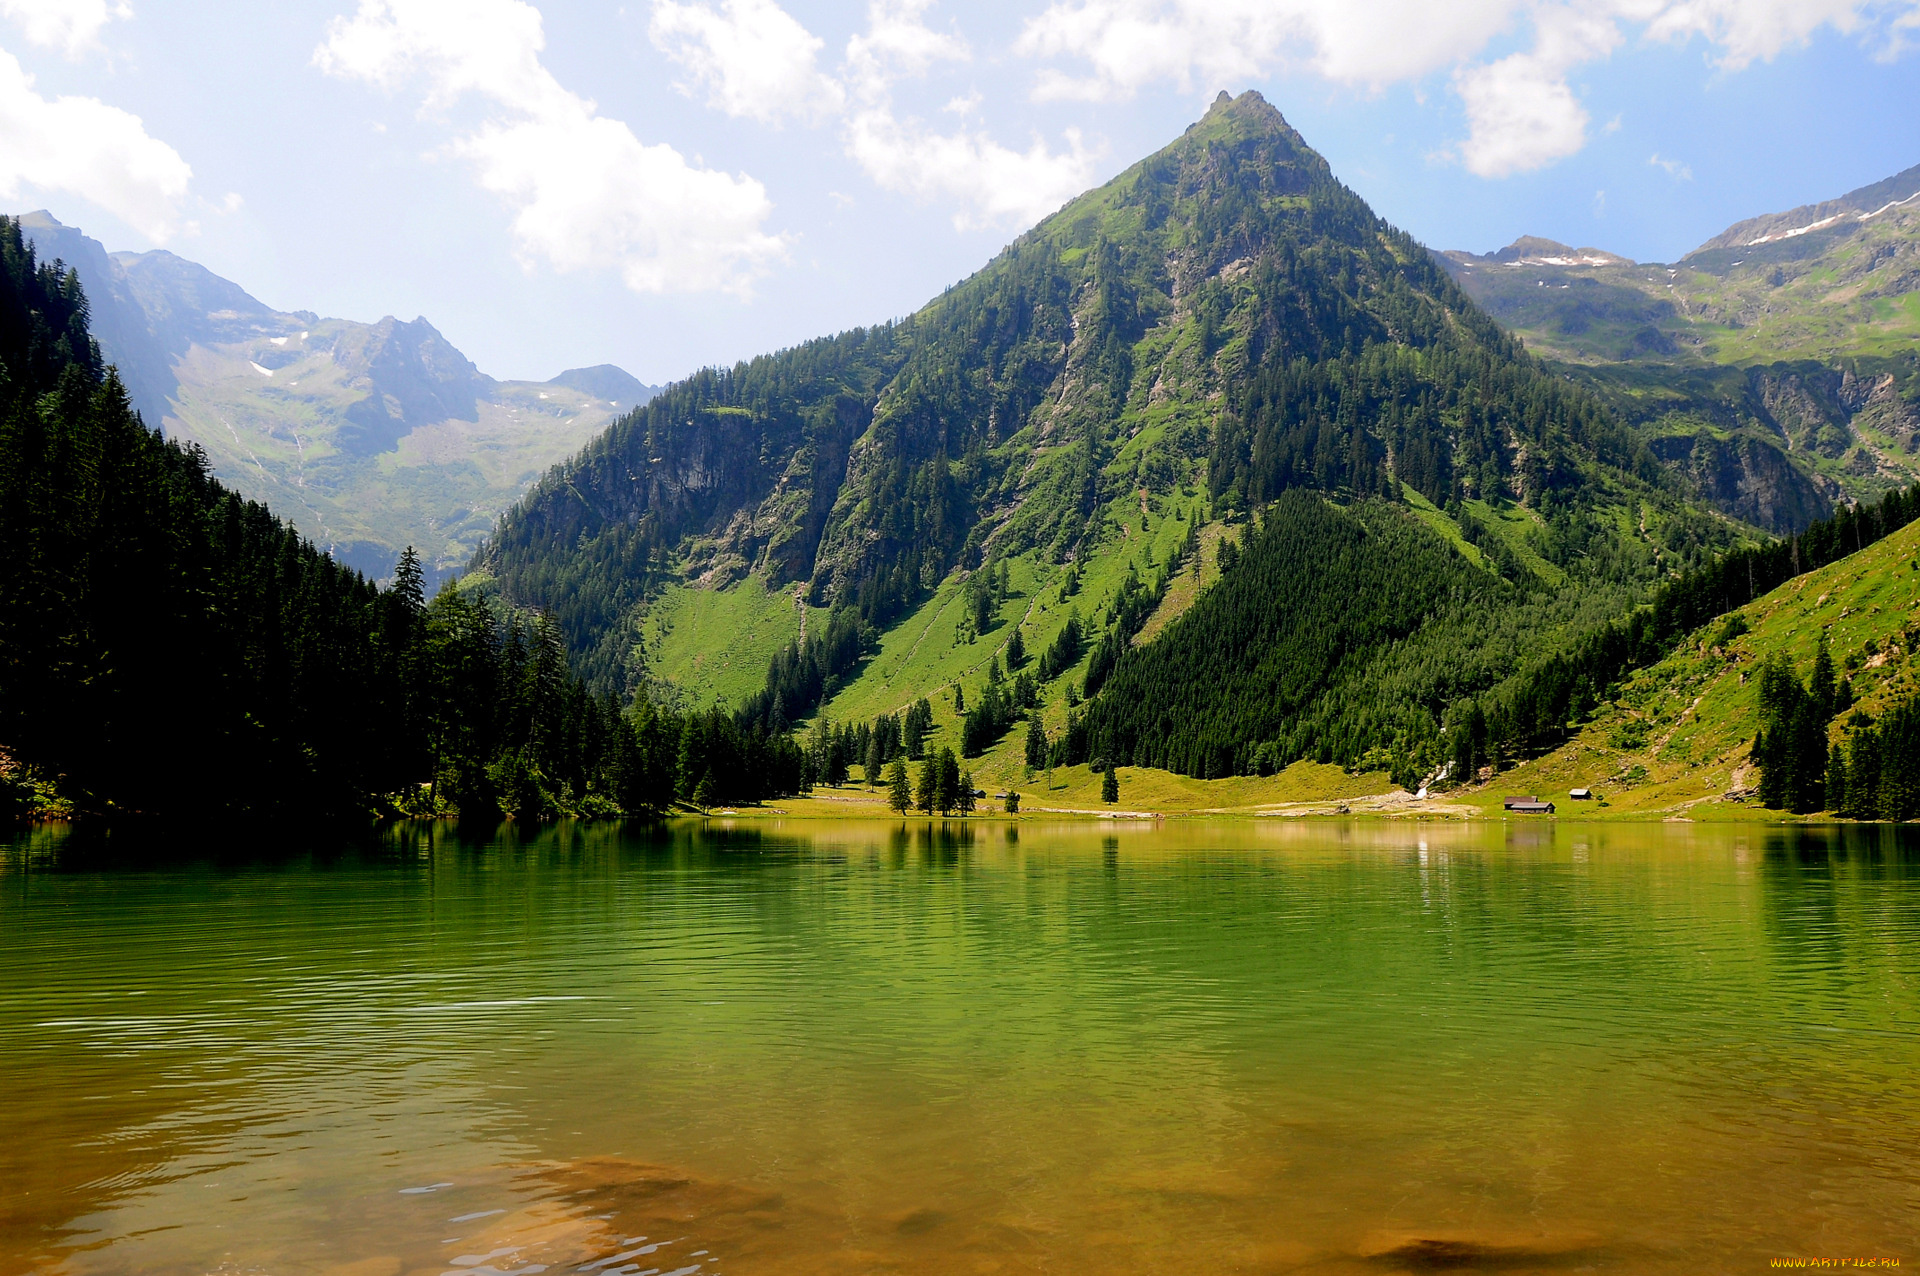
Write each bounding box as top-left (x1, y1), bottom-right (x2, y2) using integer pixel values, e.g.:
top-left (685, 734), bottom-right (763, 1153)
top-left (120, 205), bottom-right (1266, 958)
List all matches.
top-left (1643, 0), bottom-right (1871, 66)
top-left (0, 0), bottom-right (129, 56)
top-left (316, 0), bottom-right (787, 295)
top-left (1015, 0), bottom-right (1920, 176)
top-left (843, 0), bottom-right (969, 97)
top-left (845, 109), bottom-right (1094, 230)
top-left (650, 0), bottom-right (843, 124)
top-left (648, 0), bottom-right (1092, 232)
top-left (1454, 56), bottom-right (1589, 177)
top-left (1017, 0), bottom-right (1519, 100)
top-left (1453, 5), bottom-right (1618, 177)
top-left (0, 45), bottom-right (191, 240)
top-left (840, 0), bottom-right (1094, 230)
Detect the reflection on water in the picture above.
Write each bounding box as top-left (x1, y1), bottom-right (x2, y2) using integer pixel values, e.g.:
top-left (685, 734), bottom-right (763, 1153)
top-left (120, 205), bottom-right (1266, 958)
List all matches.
top-left (4, 818), bottom-right (1919, 1273)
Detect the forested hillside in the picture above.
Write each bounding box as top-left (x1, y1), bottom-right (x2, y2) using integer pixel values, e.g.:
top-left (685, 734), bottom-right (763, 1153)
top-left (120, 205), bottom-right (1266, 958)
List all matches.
top-left (0, 217), bottom-right (791, 825)
top-left (1071, 477), bottom-right (1919, 792)
top-left (484, 91), bottom-right (1744, 779)
top-left (1470, 492), bottom-right (1920, 819)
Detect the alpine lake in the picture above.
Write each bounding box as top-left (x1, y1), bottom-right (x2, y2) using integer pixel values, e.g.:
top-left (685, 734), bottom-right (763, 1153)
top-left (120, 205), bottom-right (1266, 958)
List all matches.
top-left (4, 816), bottom-right (1918, 1274)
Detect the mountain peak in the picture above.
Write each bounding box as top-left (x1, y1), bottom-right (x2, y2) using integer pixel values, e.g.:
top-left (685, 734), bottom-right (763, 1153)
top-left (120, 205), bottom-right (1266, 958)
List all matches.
top-left (547, 364), bottom-right (656, 410)
top-left (1185, 89), bottom-right (1291, 141)
top-left (1446, 236), bottom-right (1633, 268)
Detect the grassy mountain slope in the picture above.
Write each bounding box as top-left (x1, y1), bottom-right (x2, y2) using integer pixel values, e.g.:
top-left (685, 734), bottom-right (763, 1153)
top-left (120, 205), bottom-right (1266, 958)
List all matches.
top-left (487, 89), bottom-right (1743, 754)
top-left (14, 211), bottom-right (655, 583)
top-left (1465, 515), bottom-right (1920, 817)
top-left (637, 576), bottom-right (815, 712)
top-left (1441, 164), bottom-right (1920, 515)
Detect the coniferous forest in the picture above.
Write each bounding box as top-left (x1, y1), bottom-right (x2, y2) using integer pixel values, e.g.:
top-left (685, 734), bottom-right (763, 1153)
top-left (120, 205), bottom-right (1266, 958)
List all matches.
top-left (0, 218), bottom-right (798, 824)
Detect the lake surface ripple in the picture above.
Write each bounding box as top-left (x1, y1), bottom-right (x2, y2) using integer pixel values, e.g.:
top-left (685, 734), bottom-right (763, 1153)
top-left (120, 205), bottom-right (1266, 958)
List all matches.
top-left (4, 818), bottom-right (1918, 1273)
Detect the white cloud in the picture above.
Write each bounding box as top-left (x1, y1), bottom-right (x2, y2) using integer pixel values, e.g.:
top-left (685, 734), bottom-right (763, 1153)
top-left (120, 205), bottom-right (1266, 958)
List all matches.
top-left (1643, 0), bottom-right (1870, 67)
top-left (845, 109), bottom-right (1095, 230)
top-left (1454, 56), bottom-right (1589, 177)
top-left (1648, 151), bottom-right (1693, 179)
top-left (844, 0), bottom-right (969, 97)
top-left (1453, 5), bottom-right (1619, 177)
top-left (1015, 0), bottom-right (1920, 176)
top-left (0, 45), bottom-right (191, 240)
top-left (1016, 0), bottom-right (1521, 101)
top-left (650, 0), bottom-right (843, 124)
top-left (837, 0), bottom-right (1092, 230)
top-left (643, 0), bottom-right (1089, 232)
top-left (0, 0), bottom-right (129, 56)
top-left (316, 0), bottom-right (786, 294)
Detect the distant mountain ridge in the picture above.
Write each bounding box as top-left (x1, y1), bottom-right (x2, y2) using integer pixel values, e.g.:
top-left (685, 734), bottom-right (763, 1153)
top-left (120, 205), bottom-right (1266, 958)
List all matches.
top-left (1444, 236), bottom-right (1630, 268)
top-left (14, 211), bottom-right (658, 581)
top-left (1439, 163), bottom-right (1920, 518)
top-left (1695, 162), bottom-right (1920, 254)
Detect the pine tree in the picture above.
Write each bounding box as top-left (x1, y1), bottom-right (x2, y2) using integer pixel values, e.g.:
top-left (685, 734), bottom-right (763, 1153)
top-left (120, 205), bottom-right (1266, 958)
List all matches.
top-left (957, 770), bottom-right (976, 814)
top-left (1006, 627), bottom-right (1025, 668)
top-left (1843, 722), bottom-right (1882, 819)
top-left (393, 546), bottom-right (426, 615)
top-left (887, 758), bottom-right (912, 812)
top-left (693, 768), bottom-right (717, 812)
top-left (865, 731), bottom-right (884, 785)
top-left (916, 758), bottom-right (936, 813)
top-left (1754, 652), bottom-right (1833, 814)
top-left (935, 746), bottom-right (960, 814)
top-left (1025, 713), bottom-right (1047, 773)
top-left (1102, 763), bottom-right (1120, 804)
top-left (904, 698), bottom-right (931, 758)
top-left (1811, 637), bottom-right (1837, 721)
top-left (809, 713), bottom-right (834, 786)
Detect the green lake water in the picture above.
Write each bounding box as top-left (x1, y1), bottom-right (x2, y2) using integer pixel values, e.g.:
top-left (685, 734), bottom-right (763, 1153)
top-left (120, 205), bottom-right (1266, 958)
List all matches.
top-left (3, 818), bottom-right (1918, 1274)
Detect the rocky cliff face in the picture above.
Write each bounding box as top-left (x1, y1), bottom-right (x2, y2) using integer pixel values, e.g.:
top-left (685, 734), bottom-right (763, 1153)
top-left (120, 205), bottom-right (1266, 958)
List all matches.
top-left (1646, 430), bottom-right (1832, 533)
top-left (1749, 367), bottom-right (1854, 457)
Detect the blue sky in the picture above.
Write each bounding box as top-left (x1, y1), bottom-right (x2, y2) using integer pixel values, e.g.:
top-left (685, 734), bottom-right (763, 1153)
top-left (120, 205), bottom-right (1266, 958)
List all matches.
top-left (2, 0), bottom-right (1917, 383)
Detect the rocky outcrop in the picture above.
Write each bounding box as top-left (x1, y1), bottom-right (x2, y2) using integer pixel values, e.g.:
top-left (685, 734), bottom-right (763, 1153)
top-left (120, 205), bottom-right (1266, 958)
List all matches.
top-left (1748, 366), bottom-right (1853, 457)
top-left (1847, 371), bottom-right (1920, 452)
top-left (1648, 430), bottom-right (1832, 533)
